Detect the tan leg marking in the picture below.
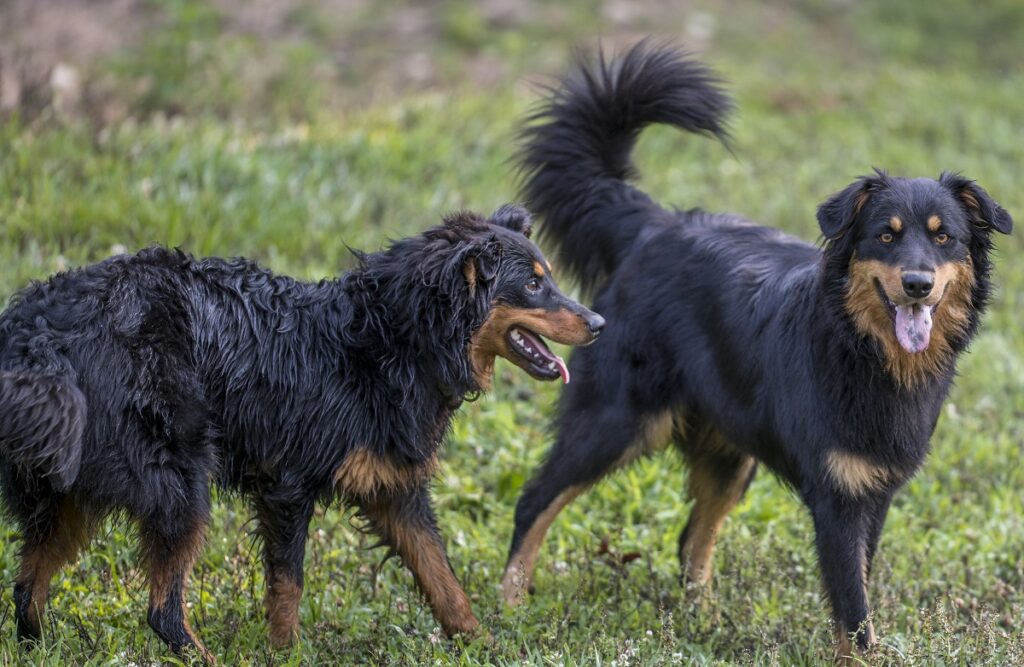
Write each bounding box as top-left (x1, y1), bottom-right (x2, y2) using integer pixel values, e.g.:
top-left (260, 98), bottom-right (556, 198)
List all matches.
top-left (16, 500), bottom-right (95, 635)
top-left (365, 500), bottom-right (478, 636)
top-left (680, 451), bottom-right (755, 585)
top-left (501, 485), bottom-right (585, 606)
top-left (833, 538), bottom-right (876, 665)
top-left (147, 523), bottom-right (214, 662)
top-left (397, 526), bottom-right (477, 635)
top-left (834, 622), bottom-right (876, 665)
top-left (265, 576), bottom-right (302, 648)
top-left (503, 410), bottom-right (679, 605)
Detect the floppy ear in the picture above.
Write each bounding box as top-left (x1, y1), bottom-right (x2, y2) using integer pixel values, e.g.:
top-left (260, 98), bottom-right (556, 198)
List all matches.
top-left (816, 170), bottom-right (889, 240)
top-left (939, 172), bottom-right (1013, 235)
top-left (490, 203), bottom-right (533, 238)
top-left (461, 236), bottom-right (502, 296)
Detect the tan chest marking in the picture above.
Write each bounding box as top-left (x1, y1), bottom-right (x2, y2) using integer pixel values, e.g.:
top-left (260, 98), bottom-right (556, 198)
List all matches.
top-left (334, 449), bottom-right (439, 498)
top-left (825, 450), bottom-right (890, 496)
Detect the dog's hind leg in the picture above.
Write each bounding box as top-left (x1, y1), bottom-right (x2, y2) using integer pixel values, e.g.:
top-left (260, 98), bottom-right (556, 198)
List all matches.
top-left (141, 501), bottom-right (212, 661)
top-left (502, 406), bottom-right (675, 606)
top-left (13, 496), bottom-right (95, 641)
top-left (676, 428), bottom-right (756, 586)
top-left (253, 492), bottom-right (315, 647)
top-left (360, 486), bottom-right (479, 637)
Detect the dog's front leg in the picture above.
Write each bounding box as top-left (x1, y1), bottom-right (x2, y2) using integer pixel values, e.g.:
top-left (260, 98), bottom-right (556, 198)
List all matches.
top-left (360, 486), bottom-right (479, 636)
top-left (808, 491), bottom-right (879, 663)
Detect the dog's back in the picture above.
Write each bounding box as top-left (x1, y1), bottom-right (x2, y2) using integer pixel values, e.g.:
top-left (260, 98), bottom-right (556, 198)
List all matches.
top-left (0, 247), bottom-right (358, 495)
top-left (0, 249), bottom-right (193, 489)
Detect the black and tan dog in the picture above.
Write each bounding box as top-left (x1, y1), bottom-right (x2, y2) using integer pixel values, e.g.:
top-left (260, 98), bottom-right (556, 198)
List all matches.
top-left (0, 204), bottom-right (603, 658)
top-left (501, 43), bottom-right (1012, 660)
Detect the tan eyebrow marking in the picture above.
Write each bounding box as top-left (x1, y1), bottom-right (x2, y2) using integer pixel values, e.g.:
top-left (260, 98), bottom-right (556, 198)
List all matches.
top-left (533, 261), bottom-right (546, 278)
top-left (927, 215), bottom-right (941, 232)
top-left (889, 216), bottom-right (903, 233)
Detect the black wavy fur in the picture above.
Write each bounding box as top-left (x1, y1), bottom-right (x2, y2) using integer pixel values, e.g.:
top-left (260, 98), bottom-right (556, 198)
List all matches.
top-left (519, 38), bottom-right (733, 296)
top-left (507, 41), bottom-right (1013, 656)
top-left (0, 204), bottom-right (600, 656)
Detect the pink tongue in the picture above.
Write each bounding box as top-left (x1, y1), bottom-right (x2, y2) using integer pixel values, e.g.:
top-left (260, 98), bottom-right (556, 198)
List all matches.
top-left (517, 328), bottom-right (571, 384)
top-left (554, 355), bottom-right (570, 384)
top-left (894, 304), bottom-right (932, 353)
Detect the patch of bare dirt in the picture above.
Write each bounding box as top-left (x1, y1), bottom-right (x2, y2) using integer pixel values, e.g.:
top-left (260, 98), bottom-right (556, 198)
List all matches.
top-left (0, 0), bottom-right (150, 117)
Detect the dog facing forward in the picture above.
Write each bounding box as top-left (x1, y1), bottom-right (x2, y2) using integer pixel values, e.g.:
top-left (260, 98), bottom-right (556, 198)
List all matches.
top-left (0, 204), bottom-right (603, 658)
top-left (502, 43), bottom-right (1012, 660)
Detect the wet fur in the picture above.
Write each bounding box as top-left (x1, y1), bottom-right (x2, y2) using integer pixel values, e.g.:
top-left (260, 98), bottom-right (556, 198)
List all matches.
top-left (504, 41), bottom-right (1013, 661)
top-left (0, 205), bottom-right (598, 656)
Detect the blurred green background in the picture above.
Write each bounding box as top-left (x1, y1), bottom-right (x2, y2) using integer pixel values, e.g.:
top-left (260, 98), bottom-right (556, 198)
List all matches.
top-left (1, 0), bottom-right (1022, 664)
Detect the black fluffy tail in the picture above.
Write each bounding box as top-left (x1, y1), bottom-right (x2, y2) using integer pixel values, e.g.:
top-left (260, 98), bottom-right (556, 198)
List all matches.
top-left (0, 372), bottom-right (85, 490)
top-left (518, 40), bottom-right (732, 295)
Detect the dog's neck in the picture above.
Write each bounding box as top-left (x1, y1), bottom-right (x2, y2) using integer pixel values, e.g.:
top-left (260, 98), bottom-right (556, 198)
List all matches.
top-left (340, 256), bottom-right (485, 403)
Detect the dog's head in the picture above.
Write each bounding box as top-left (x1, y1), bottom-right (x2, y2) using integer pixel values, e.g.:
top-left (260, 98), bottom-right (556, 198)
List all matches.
top-left (818, 170), bottom-right (1012, 384)
top-left (453, 204), bottom-right (604, 388)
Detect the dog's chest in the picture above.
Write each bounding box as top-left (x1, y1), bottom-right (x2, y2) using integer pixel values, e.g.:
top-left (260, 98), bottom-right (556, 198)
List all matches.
top-left (333, 448), bottom-right (439, 498)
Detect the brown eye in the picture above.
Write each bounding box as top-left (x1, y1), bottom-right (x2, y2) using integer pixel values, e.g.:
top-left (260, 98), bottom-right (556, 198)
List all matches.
top-left (935, 232), bottom-right (950, 245)
top-left (879, 232), bottom-right (894, 244)
top-left (525, 278), bottom-right (541, 293)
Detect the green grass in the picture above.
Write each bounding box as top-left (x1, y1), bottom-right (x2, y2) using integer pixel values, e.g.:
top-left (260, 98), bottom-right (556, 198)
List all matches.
top-left (1, 1), bottom-right (1023, 664)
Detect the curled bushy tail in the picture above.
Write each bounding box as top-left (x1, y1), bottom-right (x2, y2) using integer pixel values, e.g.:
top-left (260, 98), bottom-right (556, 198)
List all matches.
top-left (0, 372), bottom-right (85, 490)
top-left (518, 40), bottom-right (733, 295)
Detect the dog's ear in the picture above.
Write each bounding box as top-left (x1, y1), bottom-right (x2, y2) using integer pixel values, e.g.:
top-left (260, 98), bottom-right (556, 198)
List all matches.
top-left (817, 170), bottom-right (890, 240)
top-left (490, 203), bottom-right (532, 238)
top-left (939, 172), bottom-right (1013, 235)
top-left (461, 236), bottom-right (502, 296)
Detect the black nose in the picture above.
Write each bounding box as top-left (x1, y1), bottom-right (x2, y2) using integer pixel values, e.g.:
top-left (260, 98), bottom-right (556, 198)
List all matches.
top-left (901, 271), bottom-right (934, 299)
top-left (585, 312), bottom-right (606, 335)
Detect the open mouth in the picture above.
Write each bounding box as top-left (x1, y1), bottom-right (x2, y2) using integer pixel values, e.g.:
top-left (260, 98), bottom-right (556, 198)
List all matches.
top-left (507, 327), bottom-right (570, 383)
top-left (873, 279), bottom-right (939, 354)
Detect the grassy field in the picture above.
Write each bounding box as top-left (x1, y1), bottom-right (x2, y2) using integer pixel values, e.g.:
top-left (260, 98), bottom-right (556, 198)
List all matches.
top-left (1, 1), bottom-right (1023, 664)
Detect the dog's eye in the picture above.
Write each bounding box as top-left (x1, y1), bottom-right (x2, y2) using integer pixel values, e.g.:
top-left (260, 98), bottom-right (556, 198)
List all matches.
top-left (525, 278), bottom-right (542, 293)
top-left (935, 232), bottom-right (950, 245)
top-left (879, 232), bottom-right (894, 244)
